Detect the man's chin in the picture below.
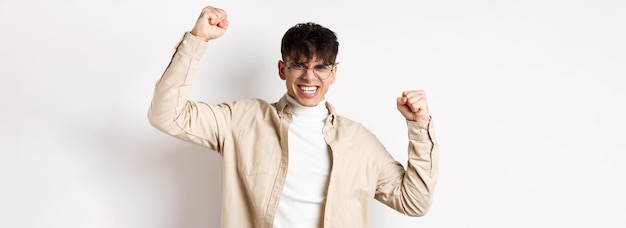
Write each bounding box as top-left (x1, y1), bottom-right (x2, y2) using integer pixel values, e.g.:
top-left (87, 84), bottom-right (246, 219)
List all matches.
top-left (297, 98), bottom-right (321, 107)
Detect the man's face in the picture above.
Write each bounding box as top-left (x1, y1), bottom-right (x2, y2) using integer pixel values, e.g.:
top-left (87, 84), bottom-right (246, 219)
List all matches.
top-left (278, 55), bottom-right (337, 107)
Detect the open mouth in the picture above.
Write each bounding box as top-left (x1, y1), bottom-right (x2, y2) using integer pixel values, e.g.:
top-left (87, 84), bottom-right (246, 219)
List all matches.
top-left (299, 86), bottom-right (318, 94)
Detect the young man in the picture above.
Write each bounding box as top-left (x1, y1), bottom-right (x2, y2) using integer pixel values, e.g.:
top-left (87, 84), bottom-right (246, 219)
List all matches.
top-left (148, 5), bottom-right (439, 228)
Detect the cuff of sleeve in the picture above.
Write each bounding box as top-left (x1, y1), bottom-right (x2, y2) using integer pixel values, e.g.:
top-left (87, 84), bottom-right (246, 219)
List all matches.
top-left (407, 117), bottom-right (433, 142)
top-left (176, 32), bottom-right (209, 59)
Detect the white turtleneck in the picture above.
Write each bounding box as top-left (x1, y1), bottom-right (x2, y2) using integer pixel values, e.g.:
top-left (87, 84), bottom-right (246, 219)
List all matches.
top-left (274, 96), bottom-right (331, 228)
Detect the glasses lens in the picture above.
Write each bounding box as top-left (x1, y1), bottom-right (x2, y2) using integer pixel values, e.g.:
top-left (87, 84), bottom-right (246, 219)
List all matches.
top-left (289, 64), bottom-right (305, 75)
top-left (314, 65), bottom-right (332, 79)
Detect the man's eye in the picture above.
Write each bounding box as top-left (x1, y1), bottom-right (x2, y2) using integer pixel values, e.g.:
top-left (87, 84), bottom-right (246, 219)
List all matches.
top-left (314, 65), bottom-right (330, 70)
top-left (292, 63), bottom-right (306, 69)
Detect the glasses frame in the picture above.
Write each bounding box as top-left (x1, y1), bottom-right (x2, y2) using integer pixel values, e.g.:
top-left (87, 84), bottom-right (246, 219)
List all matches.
top-left (284, 61), bottom-right (336, 80)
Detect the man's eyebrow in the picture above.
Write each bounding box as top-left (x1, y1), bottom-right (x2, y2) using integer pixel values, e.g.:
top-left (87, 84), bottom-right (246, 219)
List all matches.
top-left (293, 61), bottom-right (327, 66)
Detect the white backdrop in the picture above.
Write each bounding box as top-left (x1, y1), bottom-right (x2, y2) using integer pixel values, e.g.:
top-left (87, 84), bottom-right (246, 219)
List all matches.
top-left (1, 0), bottom-right (625, 227)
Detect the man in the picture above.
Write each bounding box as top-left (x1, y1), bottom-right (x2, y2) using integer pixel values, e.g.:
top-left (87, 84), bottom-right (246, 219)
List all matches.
top-left (148, 5), bottom-right (439, 228)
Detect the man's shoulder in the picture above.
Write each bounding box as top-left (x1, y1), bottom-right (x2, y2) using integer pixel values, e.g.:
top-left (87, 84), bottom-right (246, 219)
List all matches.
top-left (219, 98), bottom-right (277, 115)
top-left (333, 115), bottom-right (372, 133)
top-left (333, 114), bottom-right (358, 125)
top-left (232, 98), bottom-right (272, 106)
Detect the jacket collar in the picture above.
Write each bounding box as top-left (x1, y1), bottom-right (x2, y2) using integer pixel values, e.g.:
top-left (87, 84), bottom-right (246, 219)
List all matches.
top-left (275, 94), bottom-right (337, 127)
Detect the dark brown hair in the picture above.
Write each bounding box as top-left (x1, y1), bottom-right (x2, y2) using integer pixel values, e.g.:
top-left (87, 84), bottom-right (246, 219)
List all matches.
top-left (281, 22), bottom-right (339, 65)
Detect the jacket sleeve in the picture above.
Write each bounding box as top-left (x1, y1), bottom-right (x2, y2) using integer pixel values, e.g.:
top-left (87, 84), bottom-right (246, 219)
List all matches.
top-left (147, 32), bottom-right (228, 152)
top-left (374, 118), bottom-right (439, 216)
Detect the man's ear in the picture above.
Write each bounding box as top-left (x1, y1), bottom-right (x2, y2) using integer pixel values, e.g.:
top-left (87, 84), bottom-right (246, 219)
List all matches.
top-left (278, 60), bottom-right (286, 80)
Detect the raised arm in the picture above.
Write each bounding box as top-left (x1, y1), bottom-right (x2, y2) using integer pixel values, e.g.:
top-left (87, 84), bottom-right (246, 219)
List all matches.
top-left (147, 6), bottom-right (230, 150)
top-left (375, 90), bottom-right (439, 216)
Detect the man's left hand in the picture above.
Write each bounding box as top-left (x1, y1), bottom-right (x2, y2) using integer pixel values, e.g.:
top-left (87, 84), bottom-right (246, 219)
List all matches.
top-left (397, 90), bottom-right (430, 123)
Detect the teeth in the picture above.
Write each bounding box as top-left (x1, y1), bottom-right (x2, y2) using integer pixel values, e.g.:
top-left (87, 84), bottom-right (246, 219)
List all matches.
top-left (300, 86), bottom-right (317, 93)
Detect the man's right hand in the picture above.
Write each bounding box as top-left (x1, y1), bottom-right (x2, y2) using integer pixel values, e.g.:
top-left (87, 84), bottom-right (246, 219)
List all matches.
top-left (190, 6), bottom-right (229, 42)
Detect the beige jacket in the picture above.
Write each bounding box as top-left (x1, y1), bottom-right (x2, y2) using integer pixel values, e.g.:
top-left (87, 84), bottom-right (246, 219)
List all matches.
top-left (148, 32), bottom-right (439, 228)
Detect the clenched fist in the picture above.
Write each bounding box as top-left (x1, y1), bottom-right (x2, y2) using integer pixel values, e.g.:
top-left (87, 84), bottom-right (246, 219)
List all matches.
top-left (397, 90), bottom-right (430, 123)
top-left (190, 6), bottom-right (229, 42)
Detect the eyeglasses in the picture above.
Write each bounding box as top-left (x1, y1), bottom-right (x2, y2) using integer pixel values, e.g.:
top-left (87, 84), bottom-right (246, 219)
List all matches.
top-left (286, 62), bottom-right (335, 80)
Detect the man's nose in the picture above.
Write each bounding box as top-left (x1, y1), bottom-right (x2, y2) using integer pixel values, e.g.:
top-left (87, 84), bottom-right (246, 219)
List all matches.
top-left (301, 68), bottom-right (317, 79)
